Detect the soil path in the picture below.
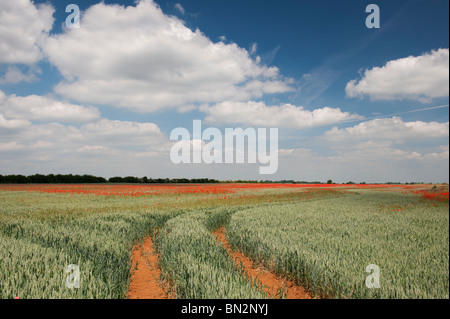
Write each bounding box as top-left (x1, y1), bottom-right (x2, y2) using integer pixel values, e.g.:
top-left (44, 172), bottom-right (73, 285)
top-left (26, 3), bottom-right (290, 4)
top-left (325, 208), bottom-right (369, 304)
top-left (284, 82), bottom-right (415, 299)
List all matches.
top-left (127, 236), bottom-right (171, 299)
top-left (213, 227), bottom-right (312, 299)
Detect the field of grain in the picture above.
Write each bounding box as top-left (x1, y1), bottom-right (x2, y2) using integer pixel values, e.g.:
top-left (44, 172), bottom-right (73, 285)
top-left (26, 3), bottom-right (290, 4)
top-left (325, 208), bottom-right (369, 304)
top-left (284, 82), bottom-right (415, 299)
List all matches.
top-left (0, 183), bottom-right (448, 299)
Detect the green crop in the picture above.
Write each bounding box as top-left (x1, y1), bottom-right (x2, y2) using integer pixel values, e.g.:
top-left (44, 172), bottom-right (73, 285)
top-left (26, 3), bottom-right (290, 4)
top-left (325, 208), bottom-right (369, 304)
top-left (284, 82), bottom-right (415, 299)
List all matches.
top-left (227, 191), bottom-right (449, 299)
top-left (154, 207), bottom-right (266, 299)
top-left (0, 191), bottom-right (179, 299)
top-left (1, 186), bottom-right (447, 299)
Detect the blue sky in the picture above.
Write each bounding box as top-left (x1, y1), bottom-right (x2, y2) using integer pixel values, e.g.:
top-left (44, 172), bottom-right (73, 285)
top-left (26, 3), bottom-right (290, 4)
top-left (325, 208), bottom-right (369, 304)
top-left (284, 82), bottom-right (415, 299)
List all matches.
top-left (0, 0), bottom-right (448, 182)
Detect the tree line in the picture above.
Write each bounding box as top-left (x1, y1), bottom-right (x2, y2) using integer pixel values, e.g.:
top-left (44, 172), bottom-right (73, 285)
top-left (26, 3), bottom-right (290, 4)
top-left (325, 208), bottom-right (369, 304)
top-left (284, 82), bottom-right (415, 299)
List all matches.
top-left (0, 175), bottom-right (328, 184)
top-left (0, 174), bottom-right (219, 184)
top-left (0, 174), bottom-right (435, 184)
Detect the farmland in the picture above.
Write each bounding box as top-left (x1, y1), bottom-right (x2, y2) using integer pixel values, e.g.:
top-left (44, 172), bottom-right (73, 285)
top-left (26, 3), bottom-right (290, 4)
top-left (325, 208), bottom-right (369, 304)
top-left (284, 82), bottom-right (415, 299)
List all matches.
top-left (0, 183), bottom-right (448, 299)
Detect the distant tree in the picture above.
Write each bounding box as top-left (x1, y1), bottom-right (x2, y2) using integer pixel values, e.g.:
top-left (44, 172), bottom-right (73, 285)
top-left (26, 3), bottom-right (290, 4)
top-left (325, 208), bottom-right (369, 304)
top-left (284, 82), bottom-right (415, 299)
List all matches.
top-left (109, 177), bottom-right (124, 183)
top-left (123, 176), bottom-right (140, 183)
top-left (29, 174), bottom-right (47, 183)
top-left (327, 179), bottom-right (333, 184)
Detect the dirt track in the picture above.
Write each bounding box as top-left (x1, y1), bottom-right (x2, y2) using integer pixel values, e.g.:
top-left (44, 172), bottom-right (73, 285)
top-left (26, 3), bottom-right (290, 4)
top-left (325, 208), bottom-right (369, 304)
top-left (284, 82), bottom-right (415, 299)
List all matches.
top-left (213, 227), bottom-right (312, 299)
top-left (128, 228), bottom-right (313, 299)
top-left (127, 236), bottom-right (171, 299)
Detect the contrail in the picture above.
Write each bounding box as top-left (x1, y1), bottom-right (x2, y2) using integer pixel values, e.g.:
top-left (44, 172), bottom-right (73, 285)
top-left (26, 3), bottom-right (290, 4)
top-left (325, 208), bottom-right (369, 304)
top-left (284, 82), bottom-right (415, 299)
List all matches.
top-left (336, 104), bottom-right (449, 125)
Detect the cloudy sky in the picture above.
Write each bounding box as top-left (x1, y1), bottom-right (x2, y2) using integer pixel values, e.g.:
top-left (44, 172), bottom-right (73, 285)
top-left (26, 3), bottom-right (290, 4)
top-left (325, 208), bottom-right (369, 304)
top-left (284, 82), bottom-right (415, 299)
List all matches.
top-left (0, 0), bottom-right (448, 182)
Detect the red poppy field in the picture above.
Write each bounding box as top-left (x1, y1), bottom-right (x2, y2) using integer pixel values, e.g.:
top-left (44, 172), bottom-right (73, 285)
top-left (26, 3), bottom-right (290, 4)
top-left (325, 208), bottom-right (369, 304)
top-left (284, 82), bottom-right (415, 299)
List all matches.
top-left (0, 183), bottom-right (448, 299)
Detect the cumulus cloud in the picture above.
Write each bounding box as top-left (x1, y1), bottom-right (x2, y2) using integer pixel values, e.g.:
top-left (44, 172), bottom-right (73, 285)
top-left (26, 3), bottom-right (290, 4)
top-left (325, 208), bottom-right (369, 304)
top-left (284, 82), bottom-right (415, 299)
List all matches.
top-left (200, 101), bottom-right (362, 128)
top-left (323, 117), bottom-right (449, 142)
top-left (0, 117), bottom-right (173, 177)
top-left (283, 117), bottom-right (450, 182)
top-left (0, 90), bottom-right (100, 123)
top-left (81, 119), bottom-right (164, 146)
top-left (43, 0), bottom-right (293, 112)
top-left (0, 66), bottom-right (40, 84)
top-left (1, 114), bottom-right (448, 182)
top-left (0, 141), bottom-right (24, 151)
top-left (346, 49), bottom-right (449, 102)
top-left (423, 149), bottom-right (449, 161)
top-left (0, 118), bottom-right (168, 155)
top-left (0, 0), bottom-right (54, 65)
top-left (0, 114), bottom-right (30, 130)
top-left (271, 143), bottom-right (449, 183)
top-left (328, 142), bottom-right (430, 162)
top-left (278, 144), bottom-right (420, 163)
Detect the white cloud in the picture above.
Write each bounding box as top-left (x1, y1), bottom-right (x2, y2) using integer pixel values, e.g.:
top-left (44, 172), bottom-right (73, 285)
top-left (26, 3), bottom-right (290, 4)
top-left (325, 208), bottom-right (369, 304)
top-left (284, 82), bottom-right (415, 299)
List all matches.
top-left (346, 49), bottom-right (449, 102)
top-left (0, 114), bottom-right (30, 130)
top-left (0, 91), bottom-right (100, 123)
top-left (437, 145), bottom-right (449, 152)
top-left (332, 141), bottom-right (449, 164)
top-left (324, 117), bottom-right (449, 142)
top-left (0, 66), bottom-right (39, 84)
top-left (0, 141), bottom-right (24, 152)
top-left (0, 117), bottom-right (168, 155)
top-left (43, 0), bottom-right (292, 112)
top-left (0, 0), bottom-right (54, 65)
top-left (0, 114), bottom-right (448, 182)
top-left (81, 119), bottom-right (164, 146)
top-left (273, 143), bottom-right (449, 183)
top-left (0, 115), bottom-right (177, 177)
top-left (250, 43), bottom-right (258, 55)
top-left (328, 142), bottom-right (428, 162)
top-left (30, 141), bottom-right (53, 149)
top-left (423, 149), bottom-right (449, 161)
top-left (77, 145), bottom-right (110, 153)
top-left (174, 3), bottom-right (185, 15)
top-left (201, 101), bottom-right (362, 128)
